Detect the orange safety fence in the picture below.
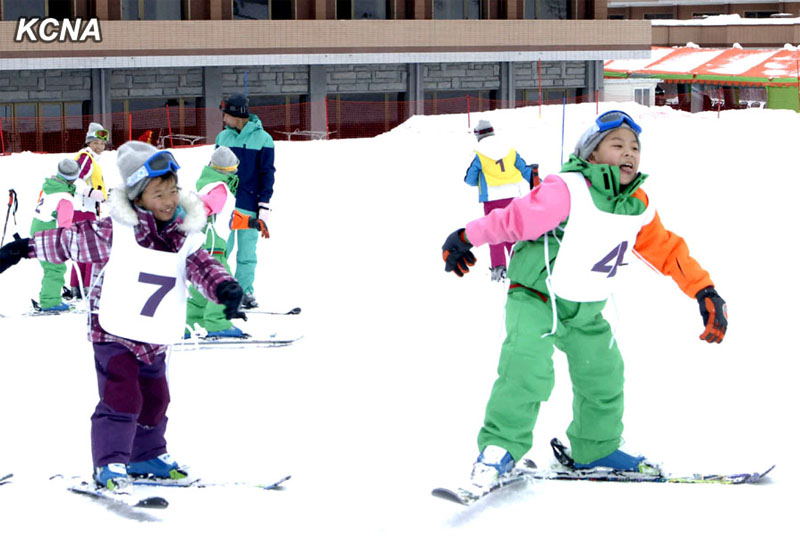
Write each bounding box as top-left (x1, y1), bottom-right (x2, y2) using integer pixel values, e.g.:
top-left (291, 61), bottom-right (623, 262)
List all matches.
top-left (0, 91), bottom-right (767, 155)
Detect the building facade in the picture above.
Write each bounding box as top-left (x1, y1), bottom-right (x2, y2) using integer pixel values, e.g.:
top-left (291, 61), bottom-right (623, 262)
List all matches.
top-left (0, 0), bottom-right (653, 152)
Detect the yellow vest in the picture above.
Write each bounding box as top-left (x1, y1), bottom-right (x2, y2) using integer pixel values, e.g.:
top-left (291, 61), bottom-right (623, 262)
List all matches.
top-left (75, 148), bottom-right (107, 200)
top-left (475, 149), bottom-right (523, 187)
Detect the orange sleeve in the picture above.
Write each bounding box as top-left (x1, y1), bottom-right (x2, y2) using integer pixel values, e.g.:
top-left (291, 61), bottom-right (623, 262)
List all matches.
top-left (632, 188), bottom-right (714, 298)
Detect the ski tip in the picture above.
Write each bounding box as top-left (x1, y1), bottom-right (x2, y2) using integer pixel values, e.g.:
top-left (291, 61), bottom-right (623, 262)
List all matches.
top-left (431, 487), bottom-right (470, 506)
top-left (135, 496), bottom-right (169, 509)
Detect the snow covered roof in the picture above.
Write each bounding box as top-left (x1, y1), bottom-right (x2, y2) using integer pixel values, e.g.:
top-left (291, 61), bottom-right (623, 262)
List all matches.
top-left (604, 45), bottom-right (800, 85)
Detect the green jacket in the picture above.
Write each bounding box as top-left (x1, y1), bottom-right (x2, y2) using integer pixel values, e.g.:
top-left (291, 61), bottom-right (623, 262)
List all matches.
top-left (506, 155), bottom-right (648, 293)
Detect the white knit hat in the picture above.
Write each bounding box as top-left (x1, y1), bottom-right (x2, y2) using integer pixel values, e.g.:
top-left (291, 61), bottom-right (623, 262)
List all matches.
top-left (209, 146), bottom-right (239, 173)
top-left (473, 120), bottom-right (494, 141)
top-left (57, 158), bottom-right (80, 181)
top-left (86, 122), bottom-right (108, 143)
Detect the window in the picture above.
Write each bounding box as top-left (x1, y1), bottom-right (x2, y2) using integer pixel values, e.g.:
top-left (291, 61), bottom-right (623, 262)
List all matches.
top-left (0, 101), bottom-right (84, 153)
top-left (337, 0), bottom-right (389, 19)
top-left (122, 0), bottom-right (182, 20)
top-left (247, 95), bottom-right (309, 137)
top-left (524, 0), bottom-right (568, 19)
top-left (644, 13), bottom-right (672, 20)
top-left (233, 0), bottom-right (294, 20)
top-left (433, 0), bottom-right (480, 19)
top-left (634, 88), bottom-right (650, 106)
top-left (112, 97), bottom-right (202, 147)
top-left (744, 11), bottom-right (779, 18)
top-left (327, 92), bottom-right (408, 138)
top-left (3, 0), bottom-right (72, 19)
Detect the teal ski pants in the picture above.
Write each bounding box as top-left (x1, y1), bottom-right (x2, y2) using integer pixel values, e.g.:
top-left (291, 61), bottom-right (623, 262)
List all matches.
top-left (225, 208), bottom-right (259, 295)
top-left (477, 286), bottom-right (625, 464)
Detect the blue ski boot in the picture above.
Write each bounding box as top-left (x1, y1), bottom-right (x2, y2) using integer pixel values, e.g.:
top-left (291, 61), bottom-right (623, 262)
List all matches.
top-left (470, 445), bottom-right (516, 488)
top-left (94, 463), bottom-right (132, 491)
top-left (128, 453), bottom-right (188, 480)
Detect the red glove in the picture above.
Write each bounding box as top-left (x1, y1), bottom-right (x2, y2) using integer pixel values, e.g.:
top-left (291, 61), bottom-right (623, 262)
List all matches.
top-left (696, 286), bottom-right (727, 344)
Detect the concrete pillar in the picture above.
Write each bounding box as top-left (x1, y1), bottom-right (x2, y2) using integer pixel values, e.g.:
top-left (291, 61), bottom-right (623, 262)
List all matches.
top-left (500, 62), bottom-right (515, 108)
top-left (203, 66), bottom-right (224, 144)
top-left (90, 68), bottom-right (112, 134)
top-left (309, 65), bottom-right (328, 135)
top-left (407, 63), bottom-right (424, 115)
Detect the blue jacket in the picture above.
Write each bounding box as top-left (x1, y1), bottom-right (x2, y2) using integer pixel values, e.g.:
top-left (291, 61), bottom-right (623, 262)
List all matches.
top-left (464, 149), bottom-right (532, 203)
top-left (215, 115), bottom-right (275, 213)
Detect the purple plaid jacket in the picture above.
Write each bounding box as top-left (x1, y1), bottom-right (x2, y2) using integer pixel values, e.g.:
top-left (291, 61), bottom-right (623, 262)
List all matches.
top-left (28, 205), bottom-right (234, 364)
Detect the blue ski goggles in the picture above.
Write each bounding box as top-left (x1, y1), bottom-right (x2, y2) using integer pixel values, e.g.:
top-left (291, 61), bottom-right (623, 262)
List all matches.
top-left (126, 151), bottom-right (181, 188)
top-left (594, 110), bottom-right (642, 135)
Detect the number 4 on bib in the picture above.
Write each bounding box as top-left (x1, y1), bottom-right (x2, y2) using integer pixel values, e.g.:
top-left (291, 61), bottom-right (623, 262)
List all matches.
top-left (591, 241), bottom-right (628, 278)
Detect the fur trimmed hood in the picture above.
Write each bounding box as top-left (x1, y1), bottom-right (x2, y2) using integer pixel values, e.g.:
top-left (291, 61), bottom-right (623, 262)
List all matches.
top-left (107, 185), bottom-right (207, 233)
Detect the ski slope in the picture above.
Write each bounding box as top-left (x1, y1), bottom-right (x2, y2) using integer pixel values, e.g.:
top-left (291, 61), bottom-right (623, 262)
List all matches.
top-left (0, 102), bottom-right (795, 551)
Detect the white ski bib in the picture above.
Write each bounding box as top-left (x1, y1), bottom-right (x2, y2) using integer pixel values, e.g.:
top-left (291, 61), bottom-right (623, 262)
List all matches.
top-left (213, 188), bottom-right (236, 243)
top-left (549, 172), bottom-right (654, 302)
top-left (98, 219), bottom-right (204, 344)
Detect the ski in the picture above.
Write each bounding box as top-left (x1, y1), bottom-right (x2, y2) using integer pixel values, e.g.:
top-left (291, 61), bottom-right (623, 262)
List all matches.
top-left (0, 473), bottom-right (12, 486)
top-left (520, 438), bottom-right (776, 485)
top-left (432, 471), bottom-right (529, 506)
top-left (173, 335), bottom-right (302, 350)
top-left (132, 473), bottom-right (291, 490)
top-left (517, 459), bottom-right (775, 485)
top-left (67, 480), bottom-right (168, 509)
top-left (27, 299), bottom-right (82, 316)
top-left (246, 307), bottom-right (302, 316)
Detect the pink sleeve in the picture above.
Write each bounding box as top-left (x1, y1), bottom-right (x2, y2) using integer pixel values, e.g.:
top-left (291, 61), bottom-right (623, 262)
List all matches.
top-left (55, 199), bottom-right (74, 228)
top-left (201, 184), bottom-right (228, 216)
top-left (464, 175), bottom-right (571, 247)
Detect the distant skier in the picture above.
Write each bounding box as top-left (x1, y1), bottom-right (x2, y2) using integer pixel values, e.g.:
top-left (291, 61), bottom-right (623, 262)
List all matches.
top-left (30, 158), bottom-right (81, 312)
top-left (0, 141), bottom-right (245, 490)
top-left (463, 119), bottom-right (532, 281)
top-left (69, 122), bottom-right (109, 299)
top-left (185, 146), bottom-right (259, 338)
top-left (215, 93), bottom-right (275, 309)
top-left (442, 110), bottom-right (728, 492)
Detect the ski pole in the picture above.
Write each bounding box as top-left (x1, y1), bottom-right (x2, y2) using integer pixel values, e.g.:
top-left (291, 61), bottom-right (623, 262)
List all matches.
top-left (1, 188), bottom-right (18, 247)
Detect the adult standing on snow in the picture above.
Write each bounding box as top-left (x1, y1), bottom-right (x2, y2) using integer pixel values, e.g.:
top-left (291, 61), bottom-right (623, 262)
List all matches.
top-left (215, 93), bottom-right (275, 310)
top-left (69, 122), bottom-right (108, 299)
top-left (463, 119), bottom-right (532, 282)
top-left (441, 110), bottom-right (728, 496)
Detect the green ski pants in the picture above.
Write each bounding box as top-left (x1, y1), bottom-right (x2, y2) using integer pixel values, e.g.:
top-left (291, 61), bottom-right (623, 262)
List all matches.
top-left (30, 218), bottom-right (66, 309)
top-left (225, 208), bottom-right (259, 295)
top-left (186, 228), bottom-right (234, 333)
top-left (477, 286), bottom-right (625, 464)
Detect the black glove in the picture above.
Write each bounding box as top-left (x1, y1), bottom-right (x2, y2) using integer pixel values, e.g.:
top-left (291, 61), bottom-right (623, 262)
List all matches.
top-left (696, 286), bottom-right (727, 344)
top-left (528, 163), bottom-right (540, 190)
top-left (442, 229), bottom-right (476, 277)
top-left (216, 280), bottom-right (247, 321)
top-left (0, 235), bottom-right (30, 274)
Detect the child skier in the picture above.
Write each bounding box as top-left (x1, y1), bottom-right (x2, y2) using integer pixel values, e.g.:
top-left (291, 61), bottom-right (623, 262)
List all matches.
top-left (441, 110), bottom-right (728, 490)
top-left (185, 146), bottom-right (260, 338)
top-left (30, 158), bottom-right (81, 312)
top-left (0, 141), bottom-right (245, 490)
top-left (69, 122), bottom-right (108, 299)
top-left (463, 119), bottom-right (532, 281)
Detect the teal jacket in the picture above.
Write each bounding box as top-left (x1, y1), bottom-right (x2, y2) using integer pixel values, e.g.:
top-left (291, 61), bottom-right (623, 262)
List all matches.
top-left (215, 114), bottom-right (275, 213)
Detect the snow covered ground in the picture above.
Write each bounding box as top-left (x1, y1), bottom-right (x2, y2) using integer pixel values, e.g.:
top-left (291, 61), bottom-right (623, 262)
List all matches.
top-left (0, 102), bottom-right (796, 551)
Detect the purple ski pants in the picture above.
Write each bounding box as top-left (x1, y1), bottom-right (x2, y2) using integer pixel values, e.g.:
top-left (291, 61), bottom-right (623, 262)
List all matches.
top-left (483, 198), bottom-right (515, 269)
top-left (90, 342), bottom-right (170, 468)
